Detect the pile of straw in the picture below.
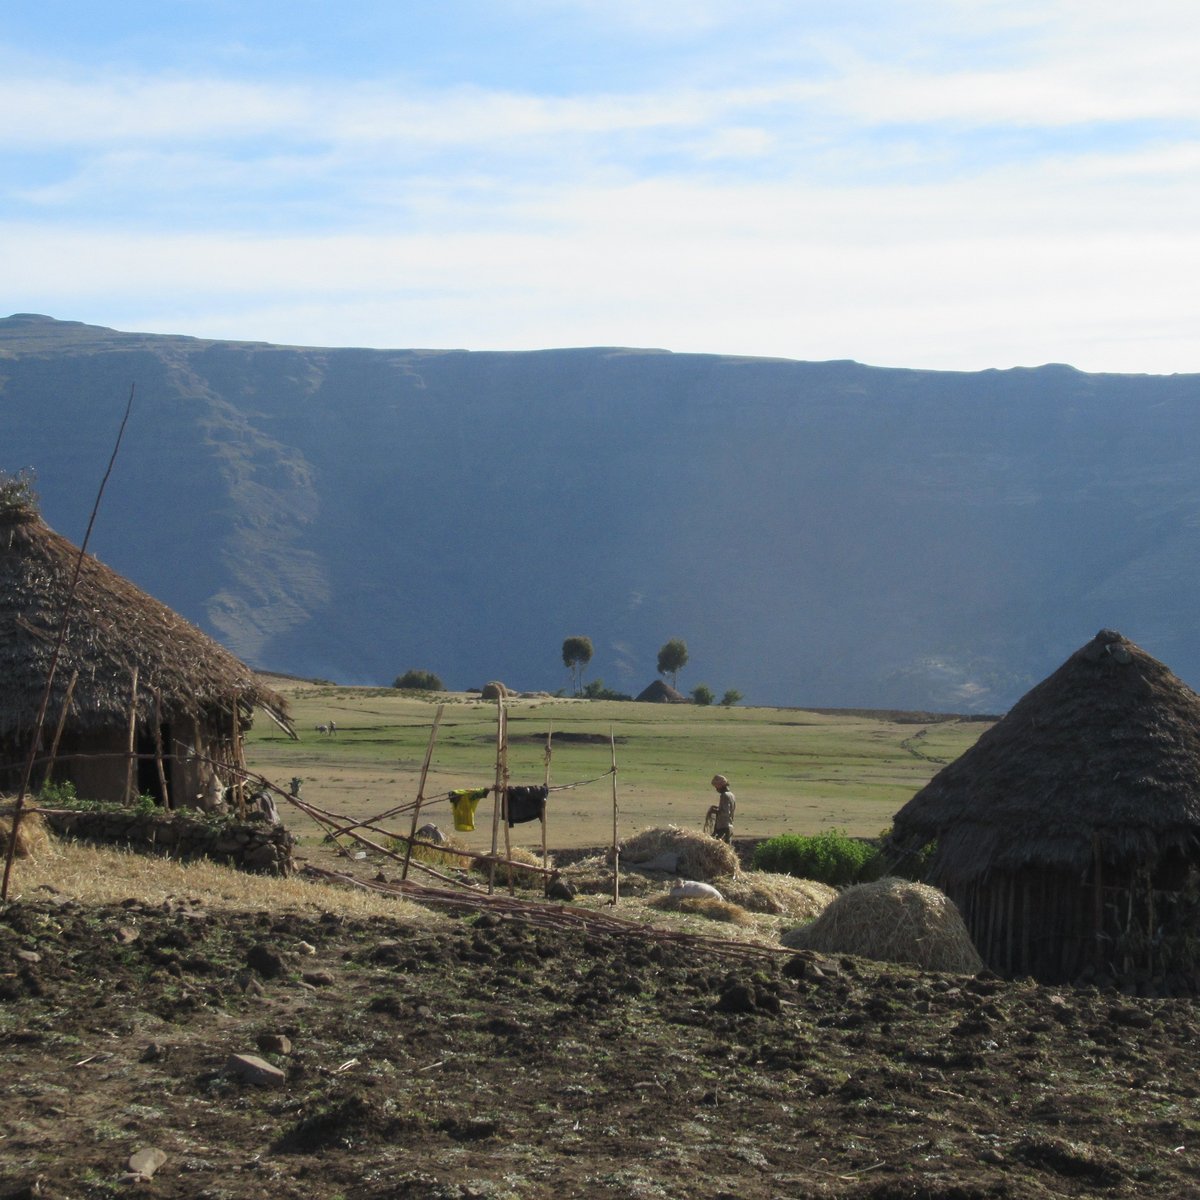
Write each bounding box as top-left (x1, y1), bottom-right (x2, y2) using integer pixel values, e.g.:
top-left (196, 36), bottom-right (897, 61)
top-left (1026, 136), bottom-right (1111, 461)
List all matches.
top-left (0, 810), bottom-right (52, 860)
top-left (717, 872), bottom-right (836, 919)
top-left (781, 877), bottom-right (983, 973)
top-left (646, 893), bottom-right (752, 925)
top-left (387, 832), bottom-right (472, 873)
top-left (621, 825), bottom-right (739, 881)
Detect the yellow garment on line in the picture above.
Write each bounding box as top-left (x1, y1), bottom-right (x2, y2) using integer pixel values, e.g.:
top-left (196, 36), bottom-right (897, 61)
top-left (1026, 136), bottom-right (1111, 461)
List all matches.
top-left (449, 787), bottom-right (489, 832)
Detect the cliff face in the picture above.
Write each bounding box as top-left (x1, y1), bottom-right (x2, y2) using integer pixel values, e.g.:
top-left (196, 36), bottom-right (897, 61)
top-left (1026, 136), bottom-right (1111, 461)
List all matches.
top-left (6, 313), bottom-right (1200, 710)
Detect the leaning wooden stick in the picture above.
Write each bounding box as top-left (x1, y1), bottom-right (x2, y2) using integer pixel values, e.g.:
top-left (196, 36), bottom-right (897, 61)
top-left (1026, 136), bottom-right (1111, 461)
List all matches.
top-left (402, 703), bottom-right (444, 881)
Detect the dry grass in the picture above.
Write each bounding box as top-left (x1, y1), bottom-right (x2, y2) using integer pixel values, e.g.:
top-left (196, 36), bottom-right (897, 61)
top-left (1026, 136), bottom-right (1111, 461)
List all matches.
top-left (559, 854), bottom-right (664, 897)
top-left (387, 832), bottom-right (473, 872)
top-left (0, 810), bottom-right (51, 860)
top-left (646, 892), bottom-right (753, 925)
top-left (4, 832), bottom-right (442, 924)
top-left (621, 825), bottom-right (739, 881)
top-left (781, 876), bottom-right (983, 973)
top-left (715, 872), bottom-right (837, 919)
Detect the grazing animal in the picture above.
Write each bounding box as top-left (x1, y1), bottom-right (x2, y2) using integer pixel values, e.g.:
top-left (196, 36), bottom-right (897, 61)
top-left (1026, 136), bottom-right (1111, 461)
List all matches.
top-left (315, 724), bottom-right (328, 735)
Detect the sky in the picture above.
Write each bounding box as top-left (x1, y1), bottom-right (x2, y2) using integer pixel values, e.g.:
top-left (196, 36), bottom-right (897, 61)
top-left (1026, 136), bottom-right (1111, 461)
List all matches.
top-left (3, 0), bottom-right (1199, 373)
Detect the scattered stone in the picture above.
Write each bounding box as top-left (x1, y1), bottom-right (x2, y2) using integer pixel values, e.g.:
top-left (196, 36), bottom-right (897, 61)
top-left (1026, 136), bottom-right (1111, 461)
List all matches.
top-left (296, 940), bottom-right (317, 955)
top-left (128, 1147), bottom-right (167, 1179)
top-left (115, 926), bottom-right (140, 945)
top-left (226, 1053), bottom-right (287, 1087)
top-left (256, 1033), bottom-right (293, 1056)
top-left (301, 970), bottom-right (335, 987)
top-left (15, 949), bottom-right (41, 964)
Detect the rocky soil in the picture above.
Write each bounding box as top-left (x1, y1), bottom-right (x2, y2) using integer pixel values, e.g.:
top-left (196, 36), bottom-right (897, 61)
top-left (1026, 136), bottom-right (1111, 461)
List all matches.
top-left (2, 887), bottom-right (1200, 1199)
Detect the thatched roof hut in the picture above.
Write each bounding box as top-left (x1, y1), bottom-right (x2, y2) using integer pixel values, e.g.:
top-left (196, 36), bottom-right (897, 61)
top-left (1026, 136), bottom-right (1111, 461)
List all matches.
top-left (891, 629), bottom-right (1200, 989)
top-left (635, 680), bottom-right (687, 703)
top-left (0, 497), bottom-right (291, 808)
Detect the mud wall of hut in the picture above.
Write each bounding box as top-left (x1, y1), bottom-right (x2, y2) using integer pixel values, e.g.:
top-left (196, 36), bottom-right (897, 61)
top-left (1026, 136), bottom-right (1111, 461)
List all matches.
top-left (950, 864), bottom-right (1200, 993)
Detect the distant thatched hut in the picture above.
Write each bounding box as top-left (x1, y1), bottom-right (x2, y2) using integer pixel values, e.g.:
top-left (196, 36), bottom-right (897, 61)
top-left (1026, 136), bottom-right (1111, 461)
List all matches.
top-left (0, 498), bottom-right (292, 808)
top-left (635, 680), bottom-right (687, 703)
top-left (891, 630), bottom-right (1200, 989)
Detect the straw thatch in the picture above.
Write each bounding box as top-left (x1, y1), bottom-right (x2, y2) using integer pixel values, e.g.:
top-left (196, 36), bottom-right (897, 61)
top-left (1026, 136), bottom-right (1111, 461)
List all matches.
top-left (889, 630), bottom-right (1200, 987)
top-left (0, 500), bottom-right (291, 805)
top-left (621, 825), bottom-right (739, 881)
top-left (635, 680), bottom-right (687, 703)
top-left (0, 504), bottom-right (289, 740)
top-left (716, 872), bottom-right (837, 919)
top-left (892, 630), bottom-right (1200, 883)
top-left (781, 877), bottom-right (983, 973)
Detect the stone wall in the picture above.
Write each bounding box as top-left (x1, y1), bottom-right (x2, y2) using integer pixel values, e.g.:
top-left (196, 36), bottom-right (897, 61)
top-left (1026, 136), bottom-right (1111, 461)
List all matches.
top-left (38, 809), bottom-right (295, 877)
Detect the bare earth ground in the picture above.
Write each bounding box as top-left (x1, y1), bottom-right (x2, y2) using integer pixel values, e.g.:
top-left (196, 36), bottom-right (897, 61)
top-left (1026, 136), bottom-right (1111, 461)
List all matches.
top-left (3, 876), bottom-right (1200, 1199)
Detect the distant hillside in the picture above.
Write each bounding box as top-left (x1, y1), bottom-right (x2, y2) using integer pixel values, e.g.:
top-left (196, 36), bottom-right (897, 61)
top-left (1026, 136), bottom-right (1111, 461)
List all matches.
top-left (5, 313), bottom-right (1200, 710)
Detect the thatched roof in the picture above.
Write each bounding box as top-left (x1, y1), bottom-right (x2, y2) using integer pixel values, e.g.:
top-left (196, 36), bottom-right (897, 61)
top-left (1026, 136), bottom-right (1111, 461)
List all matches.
top-left (0, 503), bottom-right (290, 739)
top-left (891, 630), bottom-right (1200, 883)
top-left (635, 679), bottom-right (687, 703)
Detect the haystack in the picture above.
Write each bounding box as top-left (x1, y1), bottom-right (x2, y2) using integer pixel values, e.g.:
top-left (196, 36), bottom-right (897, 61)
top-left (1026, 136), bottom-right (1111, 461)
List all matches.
top-left (0, 809), bottom-right (51, 860)
top-left (891, 629), bottom-right (1200, 986)
top-left (717, 873), bottom-right (837, 919)
top-left (781, 877), bottom-right (983, 973)
top-left (622, 825), bottom-right (738, 881)
top-left (0, 495), bottom-right (292, 807)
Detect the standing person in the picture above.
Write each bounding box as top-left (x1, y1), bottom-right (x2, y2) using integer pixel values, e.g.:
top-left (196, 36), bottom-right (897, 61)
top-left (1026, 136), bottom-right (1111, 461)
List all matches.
top-left (709, 773), bottom-right (736, 843)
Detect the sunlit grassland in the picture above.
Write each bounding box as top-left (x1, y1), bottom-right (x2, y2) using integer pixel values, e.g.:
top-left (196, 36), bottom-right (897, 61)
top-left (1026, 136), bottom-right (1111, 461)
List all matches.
top-left (245, 682), bottom-right (993, 852)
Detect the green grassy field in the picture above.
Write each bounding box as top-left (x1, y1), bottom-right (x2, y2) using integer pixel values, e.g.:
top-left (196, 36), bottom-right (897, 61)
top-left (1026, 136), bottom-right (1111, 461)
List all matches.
top-left (245, 680), bottom-right (993, 855)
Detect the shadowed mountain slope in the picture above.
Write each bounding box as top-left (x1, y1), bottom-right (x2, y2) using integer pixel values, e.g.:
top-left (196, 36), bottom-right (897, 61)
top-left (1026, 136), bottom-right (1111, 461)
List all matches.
top-left (4, 313), bottom-right (1200, 710)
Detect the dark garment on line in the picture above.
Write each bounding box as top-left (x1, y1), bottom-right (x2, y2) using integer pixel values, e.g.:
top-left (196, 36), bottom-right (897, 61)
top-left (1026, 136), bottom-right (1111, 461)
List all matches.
top-left (506, 785), bottom-right (548, 826)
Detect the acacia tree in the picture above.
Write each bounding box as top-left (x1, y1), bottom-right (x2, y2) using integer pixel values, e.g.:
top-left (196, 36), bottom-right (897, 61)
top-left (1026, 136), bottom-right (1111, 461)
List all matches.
top-left (656, 638), bottom-right (689, 690)
top-left (561, 635), bottom-right (594, 696)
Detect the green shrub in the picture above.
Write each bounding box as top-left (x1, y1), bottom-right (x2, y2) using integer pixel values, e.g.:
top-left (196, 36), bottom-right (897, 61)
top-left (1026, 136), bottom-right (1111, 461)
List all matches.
top-left (36, 780), bottom-right (78, 806)
top-left (393, 669), bottom-right (444, 691)
top-left (691, 684), bottom-right (714, 706)
top-left (751, 829), bottom-right (879, 886)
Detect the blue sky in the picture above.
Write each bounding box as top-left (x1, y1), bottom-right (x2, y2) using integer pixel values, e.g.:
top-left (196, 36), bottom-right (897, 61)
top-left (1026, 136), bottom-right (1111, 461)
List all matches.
top-left (4, 1), bottom-right (1198, 371)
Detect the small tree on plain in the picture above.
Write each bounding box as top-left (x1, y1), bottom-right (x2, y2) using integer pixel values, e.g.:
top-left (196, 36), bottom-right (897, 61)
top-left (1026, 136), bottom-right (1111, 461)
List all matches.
top-left (691, 684), bottom-right (714, 706)
top-left (720, 689), bottom-right (743, 707)
top-left (561, 635), bottom-right (594, 696)
top-left (656, 638), bottom-right (689, 689)
top-left (394, 669), bottom-right (444, 691)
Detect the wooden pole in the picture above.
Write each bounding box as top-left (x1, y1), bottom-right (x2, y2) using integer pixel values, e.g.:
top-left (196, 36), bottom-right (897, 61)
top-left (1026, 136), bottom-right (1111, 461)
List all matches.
top-left (488, 697), bottom-right (505, 895)
top-left (402, 703), bottom-right (444, 882)
top-left (231, 692), bottom-right (246, 819)
top-left (125, 667), bottom-right (139, 804)
top-left (610, 725), bottom-right (620, 905)
top-left (42, 668), bottom-right (79, 788)
top-left (541, 724), bottom-right (552, 892)
top-left (151, 687), bottom-right (170, 809)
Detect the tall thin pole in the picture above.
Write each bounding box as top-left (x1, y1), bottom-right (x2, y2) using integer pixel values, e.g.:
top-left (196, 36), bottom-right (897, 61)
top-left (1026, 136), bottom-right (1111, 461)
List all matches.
top-left (42, 668), bottom-right (79, 788)
top-left (124, 667), bottom-right (139, 804)
top-left (610, 725), bottom-right (620, 905)
top-left (151, 687), bottom-right (170, 809)
top-left (541, 723), bottom-right (552, 888)
top-left (488, 698), bottom-right (506, 895)
top-left (402, 704), bottom-right (444, 881)
top-left (2, 384), bottom-right (135, 900)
